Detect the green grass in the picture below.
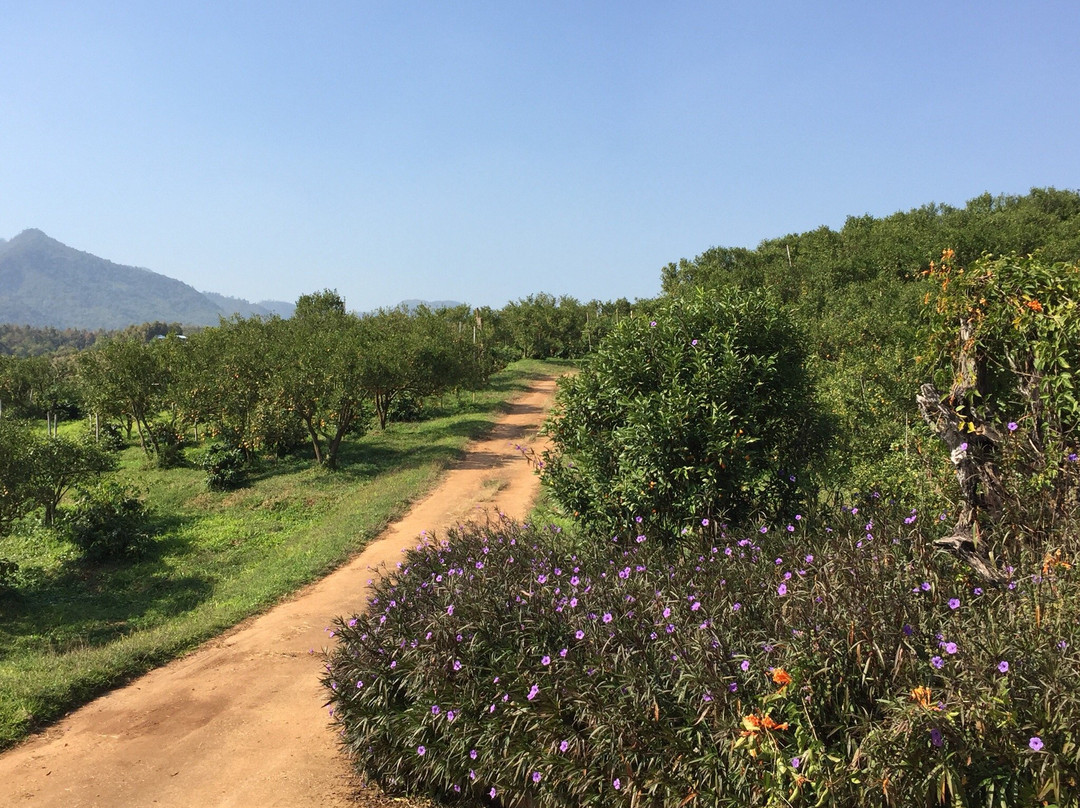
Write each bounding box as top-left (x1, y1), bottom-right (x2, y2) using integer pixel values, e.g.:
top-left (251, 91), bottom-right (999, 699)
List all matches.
top-left (0, 359), bottom-right (566, 750)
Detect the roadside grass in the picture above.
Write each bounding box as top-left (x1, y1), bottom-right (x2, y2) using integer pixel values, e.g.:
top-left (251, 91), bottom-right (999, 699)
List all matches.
top-left (0, 359), bottom-right (565, 750)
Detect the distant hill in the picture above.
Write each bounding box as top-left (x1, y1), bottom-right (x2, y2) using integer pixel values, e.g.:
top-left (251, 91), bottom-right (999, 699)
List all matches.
top-left (397, 298), bottom-right (465, 312)
top-left (0, 229), bottom-right (294, 329)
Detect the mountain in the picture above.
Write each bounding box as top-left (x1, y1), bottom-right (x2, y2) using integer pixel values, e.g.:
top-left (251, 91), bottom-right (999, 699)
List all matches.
top-left (201, 292), bottom-right (295, 320)
top-left (0, 229), bottom-right (294, 329)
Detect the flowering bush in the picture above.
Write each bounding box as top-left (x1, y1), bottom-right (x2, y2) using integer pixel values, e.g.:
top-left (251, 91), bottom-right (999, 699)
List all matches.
top-left (323, 508), bottom-right (1080, 806)
top-left (540, 288), bottom-right (830, 539)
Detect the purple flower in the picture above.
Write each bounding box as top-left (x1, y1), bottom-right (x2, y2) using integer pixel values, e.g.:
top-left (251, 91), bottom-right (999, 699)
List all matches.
top-left (613, 777), bottom-right (622, 789)
top-left (931, 656), bottom-right (944, 669)
top-left (417, 745), bottom-right (426, 755)
top-left (490, 787), bottom-right (497, 798)
top-left (470, 749), bottom-right (478, 759)
top-left (527, 684), bottom-right (540, 700)
top-left (791, 757), bottom-right (801, 769)
top-left (356, 680), bottom-right (364, 688)
top-left (930, 728), bottom-right (943, 747)
top-left (541, 655), bottom-right (551, 666)
top-left (740, 659), bottom-right (750, 671)
top-left (998, 660), bottom-right (1009, 673)
top-left (948, 598), bottom-right (960, 610)
top-left (532, 771), bottom-right (542, 783)
top-left (431, 705), bottom-right (440, 715)
top-left (575, 629), bottom-right (585, 640)
top-left (602, 612), bottom-right (613, 623)
top-left (902, 624), bottom-right (913, 636)
top-left (777, 583), bottom-right (788, 597)
top-left (701, 518), bottom-right (709, 526)
top-left (1030, 736), bottom-right (1044, 752)
top-left (649, 320), bottom-right (657, 327)
top-left (1008, 421), bottom-right (1018, 432)
top-left (453, 659), bottom-right (462, 671)
top-left (559, 740), bottom-right (569, 752)
top-left (728, 682), bottom-right (738, 692)
top-left (945, 642), bottom-right (958, 655)
top-left (921, 581), bottom-right (932, 591)
top-left (446, 604), bottom-right (454, 615)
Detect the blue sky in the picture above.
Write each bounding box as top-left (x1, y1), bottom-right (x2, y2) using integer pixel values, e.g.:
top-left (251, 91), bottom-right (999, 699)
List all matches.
top-left (2, 1), bottom-right (1078, 311)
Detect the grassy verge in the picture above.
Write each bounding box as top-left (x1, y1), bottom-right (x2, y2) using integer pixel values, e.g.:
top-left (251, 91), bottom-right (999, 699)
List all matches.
top-left (0, 359), bottom-right (567, 750)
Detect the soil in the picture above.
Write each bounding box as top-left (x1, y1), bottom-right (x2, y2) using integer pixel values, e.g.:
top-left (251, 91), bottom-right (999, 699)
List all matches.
top-left (0, 375), bottom-right (559, 807)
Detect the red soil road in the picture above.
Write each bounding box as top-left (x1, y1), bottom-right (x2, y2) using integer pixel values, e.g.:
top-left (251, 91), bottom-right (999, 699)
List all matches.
top-left (0, 375), bottom-right (559, 808)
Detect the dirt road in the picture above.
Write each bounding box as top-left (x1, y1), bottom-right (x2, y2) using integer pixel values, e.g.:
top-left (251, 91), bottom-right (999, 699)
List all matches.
top-left (0, 375), bottom-right (558, 807)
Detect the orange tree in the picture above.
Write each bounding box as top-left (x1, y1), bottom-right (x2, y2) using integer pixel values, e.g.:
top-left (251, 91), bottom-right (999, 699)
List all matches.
top-left (541, 287), bottom-right (830, 540)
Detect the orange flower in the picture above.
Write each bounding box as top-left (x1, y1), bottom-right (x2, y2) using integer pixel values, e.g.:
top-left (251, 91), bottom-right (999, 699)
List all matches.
top-left (740, 712), bottom-right (789, 736)
top-left (1026, 299), bottom-right (1044, 312)
top-left (911, 686), bottom-right (942, 711)
top-left (771, 667), bottom-right (793, 687)
top-left (761, 714), bottom-right (789, 731)
top-left (942, 248), bottom-right (955, 261)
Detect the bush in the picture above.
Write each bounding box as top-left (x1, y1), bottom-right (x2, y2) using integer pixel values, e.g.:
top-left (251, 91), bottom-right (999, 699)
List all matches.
top-left (0, 559), bottom-right (18, 592)
top-left (151, 425), bottom-right (186, 469)
top-left (323, 512), bottom-right (1080, 807)
top-left (387, 390), bottom-right (426, 423)
top-left (199, 443), bottom-right (248, 491)
top-left (541, 288), bottom-right (830, 538)
top-left (66, 481), bottom-right (153, 560)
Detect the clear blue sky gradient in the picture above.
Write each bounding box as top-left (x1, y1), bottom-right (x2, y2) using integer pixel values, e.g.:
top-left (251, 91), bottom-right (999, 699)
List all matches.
top-left (3, 2), bottom-right (1079, 311)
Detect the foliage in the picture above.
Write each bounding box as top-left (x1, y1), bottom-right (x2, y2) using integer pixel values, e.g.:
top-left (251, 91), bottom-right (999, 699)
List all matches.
top-left (76, 337), bottom-right (169, 458)
top-left (542, 288), bottom-right (829, 537)
top-left (1, 420), bottom-right (116, 528)
top-left (358, 306), bottom-right (478, 430)
top-left (324, 507), bottom-right (1080, 808)
top-left (660, 187), bottom-right (1080, 500)
top-left (0, 419), bottom-right (35, 530)
top-left (198, 443), bottom-right (248, 491)
top-left (271, 291), bottom-right (368, 467)
top-left (65, 480), bottom-right (153, 560)
top-left (923, 252), bottom-right (1080, 545)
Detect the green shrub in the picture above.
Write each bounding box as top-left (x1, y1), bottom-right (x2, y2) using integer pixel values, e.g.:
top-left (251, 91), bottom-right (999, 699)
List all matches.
top-left (386, 390), bottom-right (426, 423)
top-left (323, 510), bottom-right (1080, 807)
top-left (150, 425), bottom-right (186, 469)
top-left (66, 481), bottom-right (153, 560)
top-left (541, 288), bottom-right (830, 538)
top-left (0, 559), bottom-right (18, 592)
top-left (198, 443), bottom-right (248, 491)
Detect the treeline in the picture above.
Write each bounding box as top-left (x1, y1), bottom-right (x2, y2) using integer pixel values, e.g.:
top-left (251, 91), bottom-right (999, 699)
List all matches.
top-left (0, 294), bottom-right (646, 361)
top-left (0, 321), bottom-right (190, 358)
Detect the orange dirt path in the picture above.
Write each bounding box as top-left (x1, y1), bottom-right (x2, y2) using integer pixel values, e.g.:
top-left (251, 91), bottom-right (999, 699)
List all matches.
top-left (0, 375), bottom-right (559, 807)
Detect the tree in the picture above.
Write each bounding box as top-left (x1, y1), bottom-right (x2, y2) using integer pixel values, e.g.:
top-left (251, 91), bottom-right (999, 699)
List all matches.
top-left (358, 307), bottom-right (476, 430)
top-left (0, 421), bottom-right (116, 528)
top-left (542, 288), bottom-right (830, 539)
top-left (0, 420), bottom-right (34, 530)
top-left (919, 251), bottom-right (1080, 577)
top-left (76, 338), bottom-right (167, 458)
top-left (271, 293), bottom-right (367, 467)
top-left (24, 433), bottom-right (116, 524)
